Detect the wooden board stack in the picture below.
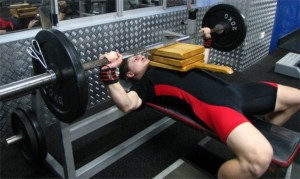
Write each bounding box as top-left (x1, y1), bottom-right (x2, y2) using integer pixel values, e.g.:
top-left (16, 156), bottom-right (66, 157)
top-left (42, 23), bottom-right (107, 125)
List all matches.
top-left (148, 42), bottom-right (233, 74)
top-left (10, 3), bottom-right (37, 19)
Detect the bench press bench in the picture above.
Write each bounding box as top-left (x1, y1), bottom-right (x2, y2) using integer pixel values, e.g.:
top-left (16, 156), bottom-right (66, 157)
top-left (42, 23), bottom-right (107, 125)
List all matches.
top-left (146, 102), bottom-right (300, 178)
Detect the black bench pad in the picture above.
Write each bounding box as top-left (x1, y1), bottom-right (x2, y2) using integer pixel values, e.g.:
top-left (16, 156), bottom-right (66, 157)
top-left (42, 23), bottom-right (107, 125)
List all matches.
top-left (146, 102), bottom-right (300, 168)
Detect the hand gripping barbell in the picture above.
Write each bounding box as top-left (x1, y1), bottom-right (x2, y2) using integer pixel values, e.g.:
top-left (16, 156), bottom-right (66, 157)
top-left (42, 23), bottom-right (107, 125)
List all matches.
top-left (0, 4), bottom-right (247, 123)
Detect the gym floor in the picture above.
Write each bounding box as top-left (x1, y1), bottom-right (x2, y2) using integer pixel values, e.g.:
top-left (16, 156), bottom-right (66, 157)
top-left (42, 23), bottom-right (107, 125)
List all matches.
top-left (1, 41), bottom-right (300, 178)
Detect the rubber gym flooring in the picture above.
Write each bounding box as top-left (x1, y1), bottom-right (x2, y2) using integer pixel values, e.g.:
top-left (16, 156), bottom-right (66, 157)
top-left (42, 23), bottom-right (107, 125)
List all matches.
top-left (1, 43), bottom-right (300, 178)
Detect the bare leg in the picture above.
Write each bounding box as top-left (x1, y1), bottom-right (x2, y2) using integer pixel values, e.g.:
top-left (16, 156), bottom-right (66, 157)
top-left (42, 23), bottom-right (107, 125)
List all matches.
top-left (265, 85), bottom-right (300, 126)
top-left (218, 122), bottom-right (273, 178)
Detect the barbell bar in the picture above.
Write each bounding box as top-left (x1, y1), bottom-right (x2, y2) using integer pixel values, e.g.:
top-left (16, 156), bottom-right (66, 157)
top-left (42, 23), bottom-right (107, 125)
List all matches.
top-left (0, 4), bottom-right (246, 123)
top-left (0, 35), bottom-right (186, 102)
top-left (6, 134), bottom-right (23, 145)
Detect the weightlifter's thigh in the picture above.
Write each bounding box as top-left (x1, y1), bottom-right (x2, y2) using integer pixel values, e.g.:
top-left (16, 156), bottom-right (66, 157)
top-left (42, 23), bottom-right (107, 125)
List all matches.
top-left (274, 84), bottom-right (300, 112)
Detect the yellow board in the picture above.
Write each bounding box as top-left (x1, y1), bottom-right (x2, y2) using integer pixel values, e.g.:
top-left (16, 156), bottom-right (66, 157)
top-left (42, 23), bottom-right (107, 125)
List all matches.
top-left (11, 10), bottom-right (37, 18)
top-left (16, 7), bottom-right (37, 13)
top-left (149, 53), bottom-right (204, 67)
top-left (149, 61), bottom-right (234, 74)
top-left (10, 3), bottom-right (37, 19)
top-left (148, 42), bottom-right (205, 59)
top-left (9, 3), bottom-right (31, 9)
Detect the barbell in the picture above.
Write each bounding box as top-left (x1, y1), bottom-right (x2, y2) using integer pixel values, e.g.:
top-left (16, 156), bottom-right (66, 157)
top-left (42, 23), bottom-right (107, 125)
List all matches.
top-left (0, 4), bottom-right (247, 123)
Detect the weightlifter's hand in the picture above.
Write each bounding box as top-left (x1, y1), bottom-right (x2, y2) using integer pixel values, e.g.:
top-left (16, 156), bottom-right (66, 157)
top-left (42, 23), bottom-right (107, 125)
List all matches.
top-left (98, 51), bottom-right (122, 85)
top-left (200, 27), bottom-right (212, 49)
top-left (99, 51), bottom-right (123, 70)
top-left (199, 27), bottom-right (212, 39)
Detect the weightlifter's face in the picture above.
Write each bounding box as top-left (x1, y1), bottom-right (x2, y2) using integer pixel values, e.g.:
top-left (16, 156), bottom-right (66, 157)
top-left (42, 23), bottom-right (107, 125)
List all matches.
top-left (126, 54), bottom-right (150, 80)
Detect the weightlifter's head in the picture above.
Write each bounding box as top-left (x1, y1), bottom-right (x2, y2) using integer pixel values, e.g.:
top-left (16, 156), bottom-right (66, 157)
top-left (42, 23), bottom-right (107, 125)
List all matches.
top-left (119, 54), bottom-right (150, 82)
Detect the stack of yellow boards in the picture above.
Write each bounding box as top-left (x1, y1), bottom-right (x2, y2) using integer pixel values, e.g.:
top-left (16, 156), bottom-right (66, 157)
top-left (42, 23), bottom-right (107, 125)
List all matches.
top-left (10, 3), bottom-right (37, 19)
top-left (148, 43), bottom-right (233, 74)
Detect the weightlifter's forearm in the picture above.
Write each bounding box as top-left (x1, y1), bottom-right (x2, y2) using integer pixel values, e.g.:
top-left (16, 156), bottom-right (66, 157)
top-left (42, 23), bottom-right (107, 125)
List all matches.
top-left (0, 30), bottom-right (7, 35)
top-left (203, 38), bottom-right (212, 63)
top-left (204, 48), bottom-right (210, 63)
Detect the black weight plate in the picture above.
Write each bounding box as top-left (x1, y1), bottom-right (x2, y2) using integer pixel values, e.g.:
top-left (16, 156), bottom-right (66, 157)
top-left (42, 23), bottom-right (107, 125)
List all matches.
top-left (11, 108), bottom-right (40, 161)
top-left (32, 29), bottom-right (88, 123)
top-left (202, 4), bottom-right (247, 51)
top-left (20, 106), bottom-right (47, 161)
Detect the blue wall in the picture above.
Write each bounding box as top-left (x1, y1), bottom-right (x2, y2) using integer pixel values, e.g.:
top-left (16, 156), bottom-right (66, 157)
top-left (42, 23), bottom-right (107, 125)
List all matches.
top-left (270, 0), bottom-right (300, 52)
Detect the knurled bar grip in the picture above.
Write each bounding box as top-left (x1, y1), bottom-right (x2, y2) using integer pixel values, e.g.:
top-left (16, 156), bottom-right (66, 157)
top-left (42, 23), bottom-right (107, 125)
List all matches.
top-left (82, 52), bottom-right (140, 70)
top-left (83, 58), bottom-right (109, 71)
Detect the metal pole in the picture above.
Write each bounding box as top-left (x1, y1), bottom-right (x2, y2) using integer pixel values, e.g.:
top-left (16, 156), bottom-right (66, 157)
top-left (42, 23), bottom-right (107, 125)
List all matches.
top-left (6, 135), bottom-right (23, 145)
top-left (0, 71), bottom-right (56, 101)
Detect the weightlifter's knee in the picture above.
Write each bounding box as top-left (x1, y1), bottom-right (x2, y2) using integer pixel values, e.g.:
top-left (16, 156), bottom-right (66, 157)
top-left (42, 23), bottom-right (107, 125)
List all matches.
top-left (225, 122), bottom-right (273, 178)
top-left (241, 143), bottom-right (273, 178)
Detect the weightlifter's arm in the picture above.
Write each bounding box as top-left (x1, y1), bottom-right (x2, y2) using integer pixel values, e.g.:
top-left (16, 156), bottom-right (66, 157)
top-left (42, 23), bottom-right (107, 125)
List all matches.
top-left (107, 83), bottom-right (142, 112)
top-left (99, 52), bottom-right (142, 112)
top-left (199, 27), bottom-right (212, 63)
top-left (0, 30), bottom-right (7, 35)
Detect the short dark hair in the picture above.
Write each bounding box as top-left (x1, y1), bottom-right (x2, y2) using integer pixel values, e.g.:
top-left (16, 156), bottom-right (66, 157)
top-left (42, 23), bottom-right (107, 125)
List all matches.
top-left (119, 58), bottom-right (129, 80)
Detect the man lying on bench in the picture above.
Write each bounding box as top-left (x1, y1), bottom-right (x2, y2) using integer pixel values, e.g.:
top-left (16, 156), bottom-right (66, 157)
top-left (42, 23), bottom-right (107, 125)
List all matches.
top-left (98, 28), bottom-right (300, 178)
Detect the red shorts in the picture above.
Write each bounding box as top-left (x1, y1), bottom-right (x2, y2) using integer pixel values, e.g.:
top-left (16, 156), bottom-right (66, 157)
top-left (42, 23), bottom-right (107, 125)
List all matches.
top-left (191, 82), bottom-right (278, 143)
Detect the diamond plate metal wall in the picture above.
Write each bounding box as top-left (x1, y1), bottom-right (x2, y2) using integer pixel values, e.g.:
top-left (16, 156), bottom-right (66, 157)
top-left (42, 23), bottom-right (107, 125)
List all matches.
top-left (0, 0), bottom-right (277, 145)
top-left (167, 0), bottom-right (186, 7)
top-left (0, 40), bottom-right (34, 139)
top-left (67, 18), bottom-right (144, 108)
top-left (242, 0), bottom-right (277, 70)
top-left (141, 11), bottom-right (187, 47)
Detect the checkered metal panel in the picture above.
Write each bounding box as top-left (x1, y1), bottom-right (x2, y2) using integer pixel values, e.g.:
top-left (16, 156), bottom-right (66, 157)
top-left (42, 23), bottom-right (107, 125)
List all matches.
top-left (241, 0), bottom-right (277, 70)
top-left (0, 39), bottom-right (36, 138)
top-left (141, 10), bottom-right (187, 46)
top-left (0, 0), bottom-right (277, 144)
top-left (65, 19), bottom-right (143, 108)
top-left (167, 0), bottom-right (186, 7)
